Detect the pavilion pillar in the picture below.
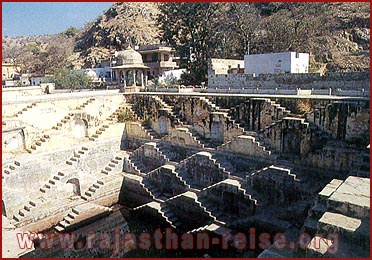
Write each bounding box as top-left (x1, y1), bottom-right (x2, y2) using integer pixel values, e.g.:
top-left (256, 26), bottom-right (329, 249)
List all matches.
top-left (123, 70), bottom-right (127, 88)
top-left (133, 69), bottom-right (136, 87)
top-left (140, 70), bottom-right (144, 87)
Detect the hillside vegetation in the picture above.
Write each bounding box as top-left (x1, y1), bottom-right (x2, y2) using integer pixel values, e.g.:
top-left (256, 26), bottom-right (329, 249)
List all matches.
top-left (2, 2), bottom-right (369, 83)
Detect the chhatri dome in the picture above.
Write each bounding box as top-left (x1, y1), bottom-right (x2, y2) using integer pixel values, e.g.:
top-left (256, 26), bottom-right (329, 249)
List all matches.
top-left (111, 46), bottom-right (149, 89)
top-left (115, 46), bottom-right (146, 67)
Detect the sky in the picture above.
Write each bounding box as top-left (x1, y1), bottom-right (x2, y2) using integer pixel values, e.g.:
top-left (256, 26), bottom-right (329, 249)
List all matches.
top-left (2, 2), bottom-right (115, 37)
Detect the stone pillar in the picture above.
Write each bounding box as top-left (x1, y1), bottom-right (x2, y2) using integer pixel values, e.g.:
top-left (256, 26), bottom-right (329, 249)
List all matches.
top-left (123, 70), bottom-right (127, 88)
top-left (133, 69), bottom-right (136, 87)
top-left (140, 70), bottom-right (144, 87)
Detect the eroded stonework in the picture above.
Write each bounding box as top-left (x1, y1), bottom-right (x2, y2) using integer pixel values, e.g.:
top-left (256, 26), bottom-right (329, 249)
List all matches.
top-left (2, 90), bottom-right (369, 257)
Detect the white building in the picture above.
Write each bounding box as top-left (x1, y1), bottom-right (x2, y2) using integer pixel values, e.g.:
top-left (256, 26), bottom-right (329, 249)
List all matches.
top-left (244, 52), bottom-right (309, 75)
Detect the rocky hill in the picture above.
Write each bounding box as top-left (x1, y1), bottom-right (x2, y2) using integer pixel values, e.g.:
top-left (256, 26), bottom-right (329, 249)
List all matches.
top-left (71, 2), bottom-right (160, 68)
top-left (2, 2), bottom-right (369, 73)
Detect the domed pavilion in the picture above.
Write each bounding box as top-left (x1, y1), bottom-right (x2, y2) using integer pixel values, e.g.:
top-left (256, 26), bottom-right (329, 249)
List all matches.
top-left (111, 46), bottom-right (149, 89)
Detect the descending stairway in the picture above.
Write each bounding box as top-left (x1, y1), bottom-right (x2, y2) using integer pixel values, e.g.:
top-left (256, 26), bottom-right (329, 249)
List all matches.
top-left (160, 204), bottom-right (182, 228)
top-left (65, 146), bottom-right (89, 165)
top-left (81, 179), bottom-right (105, 200)
top-left (100, 155), bottom-right (125, 175)
top-left (142, 177), bottom-right (166, 201)
top-left (3, 160), bottom-right (21, 179)
top-left (14, 103), bottom-right (37, 117)
top-left (12, 200), bottom-right (37, 223)
top-left (54, 208), bottom-right (80, 232)
top-left (39, 168), bottom-right (71, 193)
top-left (88, 124), bottom-right (110, 141)
top-left (52, 113), bottom-right (74, 130)
top-left (25, 134), bottom-right (51, 153)
top-left (76, 98), bottom-right (96, 110)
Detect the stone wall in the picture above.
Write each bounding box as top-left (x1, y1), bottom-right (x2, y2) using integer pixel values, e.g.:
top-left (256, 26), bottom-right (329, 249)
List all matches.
top-left (176, 151), bottom-right (229, 189)
top-left (2, 86), bottom-right (43, 100)
top-left (216, 135), bottom-right (274, 160)
top-left (306, 101), bottom-right (370, 142)
top-left (199, 179), bottom-right (257, 218)
top-left (248, 166), bottom-right (300, 204)
top-left (23, 209), bottom-right (130, 258)
top-left (208, 72), bottom-right (369, 90)
top-left (258, 117), bottom-right (312, 156)
top-left (146, 165), bottom-right (188, 197)
top-left (165, 191), bottom-right (214, 231)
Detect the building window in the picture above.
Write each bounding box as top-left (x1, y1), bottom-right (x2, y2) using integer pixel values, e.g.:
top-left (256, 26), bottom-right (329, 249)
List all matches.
top-left (296, 53), bottom-right (300, 58)
top-left (152, 53), bottom-right (158, 62)
top-left (164, 54), bottom-right (169, 61)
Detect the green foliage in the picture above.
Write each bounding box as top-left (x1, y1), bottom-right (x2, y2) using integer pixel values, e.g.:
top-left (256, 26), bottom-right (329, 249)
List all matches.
top-left (117, 109), bottom-right (136, 122)
top-left (61, 26), bottom-right (79, 38)
top-left (49, 69), bottom-right (94, 90)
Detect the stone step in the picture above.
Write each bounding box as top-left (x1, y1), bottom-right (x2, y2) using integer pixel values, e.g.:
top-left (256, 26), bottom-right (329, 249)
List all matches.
top-left (97, 180), bottom-right (104, 185)
top-left (66, 161), bottom-right (73, 165)
top-left (59, 220), bottom-right (70, 228)
top-left (29, 201), bottom-right (36, 207)
top-left (40, 188), bottom-right (46, 193)
top-left (55, 226), bottom-right (64, 232)
top-left (49, 180), bottom-right (56, 185)
top-left (24, 205), bottom-right (31, 211)
top-left (64, 216), bottom-right (74, 224)
top-left (70, 157), bottom-right (78, 162)
top-left (19, 210), bottom-right (25, 217)
top-left (89, 187), bottom-right (97, 192)
top-left (53, 176), bottom-right (60, 181)
top-left (58, 172), bottom-right (65, 176)
top-left (82, 147), bottom-right (89, 151)
top-left (101, 170), bottom-right (109, 175)
top-left (67, 213), bottom-right (76, 219)
top-left (35, 141), bottom-right (42, 146)
top-left (78, 150), bottom-right (85, 154)
top-left (109, 163), bottom-right (116, 167)
top-left (72, 208), bottom-right (80, 215)
top-left (93, 183), bottom-right (100, 188)
top-left (85, 191), bottom-right (93, 197)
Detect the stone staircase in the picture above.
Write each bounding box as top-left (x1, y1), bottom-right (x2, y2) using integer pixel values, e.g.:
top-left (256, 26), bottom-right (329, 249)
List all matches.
top-left (141, 122), bottom-right (162, 140)
top-left (25, 134), bottom-right (51, 153)
top-left (106, 103), bottom-right (141, 123)
top-left (52, 113), bottom-right (74, 130)
top-left (216, 135), bottom-right (275, 160)
top-left (12, 200), bottom-right (37, 223)
top-left (88, 124), bottom-right (110, 141)
top-left (65, 146), bottom-right (89, 166)
top-left (151, 95), bottom-right (183, 126)
top-left (14, 103), bottom-right (37, 117)
top-left (128, 152), bottom-right (150, 174)
top-left (199, 96), bottom-right (220, 112)
top-left (81, 179), bottom-right (105, 201)
top-left (3, 160), bottom-right (21, 179)
top-left (100, 154), bottom-right (125, 175)
top-left (39, 167), bottom-right (71, 193)
top-left (175, 152), bottom-right (230, 189)
top-left (76, 98), bottom-right (96, 110)
top-left (54, 207), bottom-right (80, 232)
top-left (141, 177), bottom-right (166, 201)
top-left (196, 196), bottom-right (225, 222)
top-left (160, 204), bottom-right (182, 228)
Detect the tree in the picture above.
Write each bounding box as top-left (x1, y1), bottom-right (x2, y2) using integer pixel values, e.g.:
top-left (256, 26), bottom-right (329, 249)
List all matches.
top-left (158, 3), bottom-right (224, 84)
top-left (49, 69), bottom-right (94, 90)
